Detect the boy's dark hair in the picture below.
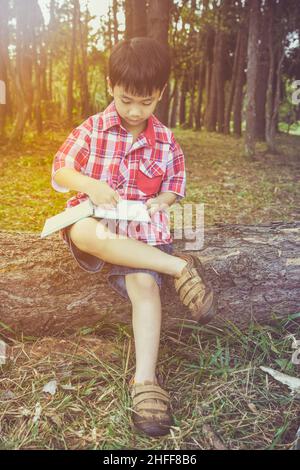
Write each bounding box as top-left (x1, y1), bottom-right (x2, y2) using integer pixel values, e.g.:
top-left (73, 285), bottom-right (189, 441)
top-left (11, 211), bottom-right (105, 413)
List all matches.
top-left (108, 37), bottom-right (171, 97)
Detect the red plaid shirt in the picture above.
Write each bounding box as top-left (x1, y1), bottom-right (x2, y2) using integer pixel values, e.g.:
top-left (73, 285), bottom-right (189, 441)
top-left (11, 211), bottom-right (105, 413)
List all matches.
top-left (51, 101), bottom-right (186, 245)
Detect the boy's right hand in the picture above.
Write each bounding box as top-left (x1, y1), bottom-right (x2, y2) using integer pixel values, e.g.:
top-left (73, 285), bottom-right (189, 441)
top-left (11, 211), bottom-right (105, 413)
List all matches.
top-left (86, 179), bottom-right (121, 208)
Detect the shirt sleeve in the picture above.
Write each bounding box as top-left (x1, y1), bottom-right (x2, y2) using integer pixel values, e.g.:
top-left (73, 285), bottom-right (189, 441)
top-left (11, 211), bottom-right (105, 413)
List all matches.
top-left (51, 117), bottom-right (92, 192)
top-left (160, 135), bottom-right (186, 202)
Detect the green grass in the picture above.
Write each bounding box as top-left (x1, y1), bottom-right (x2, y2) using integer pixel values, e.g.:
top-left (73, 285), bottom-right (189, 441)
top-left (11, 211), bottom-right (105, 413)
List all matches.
top-left (0, 128), bottom-right (299, 449)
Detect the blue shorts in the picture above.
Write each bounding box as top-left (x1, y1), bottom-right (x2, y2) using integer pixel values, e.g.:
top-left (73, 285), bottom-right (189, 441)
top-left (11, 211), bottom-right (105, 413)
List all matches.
top-left (61, 225), bottom-right (173, 301)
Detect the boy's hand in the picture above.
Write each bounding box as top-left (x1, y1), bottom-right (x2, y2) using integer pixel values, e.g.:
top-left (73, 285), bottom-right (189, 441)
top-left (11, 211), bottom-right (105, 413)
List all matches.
top-left (146, 197), bottom-right (169, 216)
top-left (86, 179), bottom-right (121, 208)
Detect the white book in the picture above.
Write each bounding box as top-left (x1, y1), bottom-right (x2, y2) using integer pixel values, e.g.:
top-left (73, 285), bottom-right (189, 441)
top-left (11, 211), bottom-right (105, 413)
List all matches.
top-left (40, 198), bottom-right (151, 238)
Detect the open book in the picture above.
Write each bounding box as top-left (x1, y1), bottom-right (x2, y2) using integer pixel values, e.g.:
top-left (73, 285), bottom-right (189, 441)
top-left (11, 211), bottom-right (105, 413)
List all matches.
top-left (40, 198), bottom-right (151, 238)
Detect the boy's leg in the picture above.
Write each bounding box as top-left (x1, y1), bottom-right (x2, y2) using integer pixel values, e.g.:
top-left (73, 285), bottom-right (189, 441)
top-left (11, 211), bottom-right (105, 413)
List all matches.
top-left (125, 272), bottom-right (161, 384)
top-left (69, 217), bottom-right (186, 278)
top-left (125, 272), bottom-right (173, 437)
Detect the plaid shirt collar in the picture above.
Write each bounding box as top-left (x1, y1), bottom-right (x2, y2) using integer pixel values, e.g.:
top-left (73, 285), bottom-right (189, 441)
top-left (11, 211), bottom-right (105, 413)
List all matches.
top-left (101, 100), bottom-right (171, 148)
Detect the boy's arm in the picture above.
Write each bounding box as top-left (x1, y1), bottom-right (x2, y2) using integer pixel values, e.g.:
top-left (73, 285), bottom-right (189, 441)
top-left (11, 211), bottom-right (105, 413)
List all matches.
top-left (51, 118), bottom-right (92, 193)
top-left (51, 118), bottom-right (120, 207)
top-left (53, 167), bottom-right (93, 194)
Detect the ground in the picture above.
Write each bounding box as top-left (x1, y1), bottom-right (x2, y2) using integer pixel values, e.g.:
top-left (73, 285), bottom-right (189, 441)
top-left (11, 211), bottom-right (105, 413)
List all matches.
top-left (0, 127), bottom-right (299, 449)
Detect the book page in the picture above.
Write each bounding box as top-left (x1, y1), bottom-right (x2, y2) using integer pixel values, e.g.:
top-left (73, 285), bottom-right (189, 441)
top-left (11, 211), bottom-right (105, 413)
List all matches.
top-left (41, 199), bottom-right (93, 238)
top-left (93, 199), bottom-right (151, 222)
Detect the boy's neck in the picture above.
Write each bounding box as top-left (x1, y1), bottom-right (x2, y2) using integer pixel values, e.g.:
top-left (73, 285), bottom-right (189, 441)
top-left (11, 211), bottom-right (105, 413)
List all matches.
top-left (121, 118), bottom-right (148, 138)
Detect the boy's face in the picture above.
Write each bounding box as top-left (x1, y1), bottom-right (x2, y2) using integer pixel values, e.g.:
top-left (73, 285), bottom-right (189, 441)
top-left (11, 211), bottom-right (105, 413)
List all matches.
top-left (107, 79), bottom-right (165, 130)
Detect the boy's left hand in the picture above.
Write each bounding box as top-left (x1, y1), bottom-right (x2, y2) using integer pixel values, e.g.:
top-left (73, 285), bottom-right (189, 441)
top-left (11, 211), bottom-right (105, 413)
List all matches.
top-left (146, 198), bottom-right (169, 216)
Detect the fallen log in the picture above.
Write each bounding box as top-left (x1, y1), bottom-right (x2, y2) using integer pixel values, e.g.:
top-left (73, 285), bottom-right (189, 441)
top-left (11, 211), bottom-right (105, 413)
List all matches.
top-left (0, 221), bottom-right (299, 338)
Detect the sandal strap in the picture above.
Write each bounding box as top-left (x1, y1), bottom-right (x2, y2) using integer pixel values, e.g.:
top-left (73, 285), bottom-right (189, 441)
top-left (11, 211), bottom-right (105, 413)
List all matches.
top-left (182, 280), bottom-right (206, 307)
top-left (131, 383), bottom-right (169, 398)
top-left (133, 390), bottom-right (170, 407)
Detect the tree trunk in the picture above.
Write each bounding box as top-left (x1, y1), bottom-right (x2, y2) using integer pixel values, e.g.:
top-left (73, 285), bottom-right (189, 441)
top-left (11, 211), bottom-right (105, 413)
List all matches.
top-left (1, 222), bottom-right (299, 338)
top-left (78, 5), bottom-right (90, 118)
top-left (224, 27), bottom-right (241, 135)
top-left (0, 0), bottom-right (9, 138)
top-left (132, 0), bottom-right (147, 37)
top-left (112, 0), bottom-right (119, 44)
top-left (179, 74), bottom-right (187, 126)
top-left (205, 30), bottom-right (218, 132)
top-left (124, 0), bottom-right (133, 40)
top-left (148, 0), bottom-right (171, 125)
top-left (245, 0), bottom-right (260, 157)
top-left (233, 25), bottom-right (247, 136)
top-left (265, 3), bottom-right (284, 153)
top-left (255, 9), bottom-right (268, 141)
top-left (170, 79), bottom-right (179, 128)
top-left (67, 0), bottom-right (79, 123)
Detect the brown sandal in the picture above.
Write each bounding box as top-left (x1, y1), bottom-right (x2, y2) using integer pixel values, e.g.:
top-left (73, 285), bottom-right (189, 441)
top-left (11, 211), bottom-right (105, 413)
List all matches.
top-left (129, 379), bottom-right (173, 437)
top-left (174, 252), bottom-right (217, 324)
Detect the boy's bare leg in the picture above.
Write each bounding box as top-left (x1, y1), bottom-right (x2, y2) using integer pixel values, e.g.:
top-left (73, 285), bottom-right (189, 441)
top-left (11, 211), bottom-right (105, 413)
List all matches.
top-left (125, 273), bottom-right (162, 384)
top-left (69, 217), bottom-right (187, 278)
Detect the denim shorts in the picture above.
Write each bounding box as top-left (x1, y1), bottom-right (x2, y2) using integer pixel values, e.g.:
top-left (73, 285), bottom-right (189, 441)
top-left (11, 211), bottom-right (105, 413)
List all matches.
top-left (61, 225), bottom-right (174, 302)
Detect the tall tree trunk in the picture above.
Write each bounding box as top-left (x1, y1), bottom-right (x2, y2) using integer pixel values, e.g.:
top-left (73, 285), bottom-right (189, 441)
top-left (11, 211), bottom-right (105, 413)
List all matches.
top-left (224, 28), bottom-right (241, 134)
top-left (112, 0), bottom-right (119, 44)
top-left (195, 61), bottom-right (205, 130)
top-left (132, 0), bottom-right (147, 37)
top-left (170, 79), bottom-right (179, 128)
top-left (179, 74), bottom-right (187, 126)
top-left (265, 2), bottom-right (284, 153)
top-left (0, 0), bottom-right (9, 137)
top-left (48, 0), bottom-right (56, 102)
top-left (67, 0), bottom-right (79, 123)
top-left (205, 29), bottom-right (218, 132)
top-left (233, 25), bottom-right (247, 136)
top-left (255, 10), bottom-right (268, 141)
top-left (245, 0), bottom-right (260, 157)
top-left (78, 5), bottom-right (90, 118)
top-left (124, 0), bottom-right (133, 40)
top-left (148, 0), bottom-right (171, 125)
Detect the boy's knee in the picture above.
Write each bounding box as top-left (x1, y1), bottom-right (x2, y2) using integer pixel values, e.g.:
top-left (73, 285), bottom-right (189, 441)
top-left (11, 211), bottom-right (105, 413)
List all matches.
top-left (126, 272), bottom-right (159, 300)
top-left (69, 217), bottom-right (98, 251)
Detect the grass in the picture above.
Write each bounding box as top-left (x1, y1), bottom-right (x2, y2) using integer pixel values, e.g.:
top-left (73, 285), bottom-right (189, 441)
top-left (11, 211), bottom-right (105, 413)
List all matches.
top-left (0, 127), bottom-right (299, 449)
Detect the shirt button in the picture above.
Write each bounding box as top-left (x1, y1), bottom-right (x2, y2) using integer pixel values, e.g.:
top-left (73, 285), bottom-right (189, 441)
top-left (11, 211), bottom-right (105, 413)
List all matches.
top-left (119, 184), bottom-right (123, 189)
top-left (136, 224), bottom-right (140, 232)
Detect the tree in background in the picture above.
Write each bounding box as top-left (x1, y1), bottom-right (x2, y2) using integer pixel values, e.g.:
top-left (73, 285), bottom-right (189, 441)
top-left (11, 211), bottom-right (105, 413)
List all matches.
top-left (1, 0), bottom-right (299, 148)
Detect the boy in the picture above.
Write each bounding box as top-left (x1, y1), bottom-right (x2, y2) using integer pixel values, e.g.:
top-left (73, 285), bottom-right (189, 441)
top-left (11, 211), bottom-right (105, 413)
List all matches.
top-left (51, 37), bottom-right (216, 438)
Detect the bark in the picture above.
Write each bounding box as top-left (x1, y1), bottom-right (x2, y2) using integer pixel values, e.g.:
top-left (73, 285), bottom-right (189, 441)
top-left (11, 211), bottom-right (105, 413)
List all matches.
top-left (67, 0), bottom-right (79, 123)
top-left (255, 10), bottom-right (268, 141)
top-left (112, 0), bottom-right (119, 44)
top-left (78, 5), bottom-right (90, 118)
top-left (170, 79), bottom-right (179, 128)
top-left (132, 0), bottom-right (147, 37)
top-left (179, 74), bottom-right (187, 126)
top-left (124, 0), bottom-right (133, 40)
top-left (205, 30), bottom-right (218, 132)
top-left (245, 0), bottom-right (260, 157)
top-left (148, 0), bottom-right (171, 125)
top-left (0, 0), bottom-right (9, 137)
top-left (224, 27), bottom-right (241, 135)
top-left (0, 222), bottom-right (299, 338)
top-left (233, 25), bottom-right (247, 136)
top-left (265, 3), bottom-right (284, 153)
